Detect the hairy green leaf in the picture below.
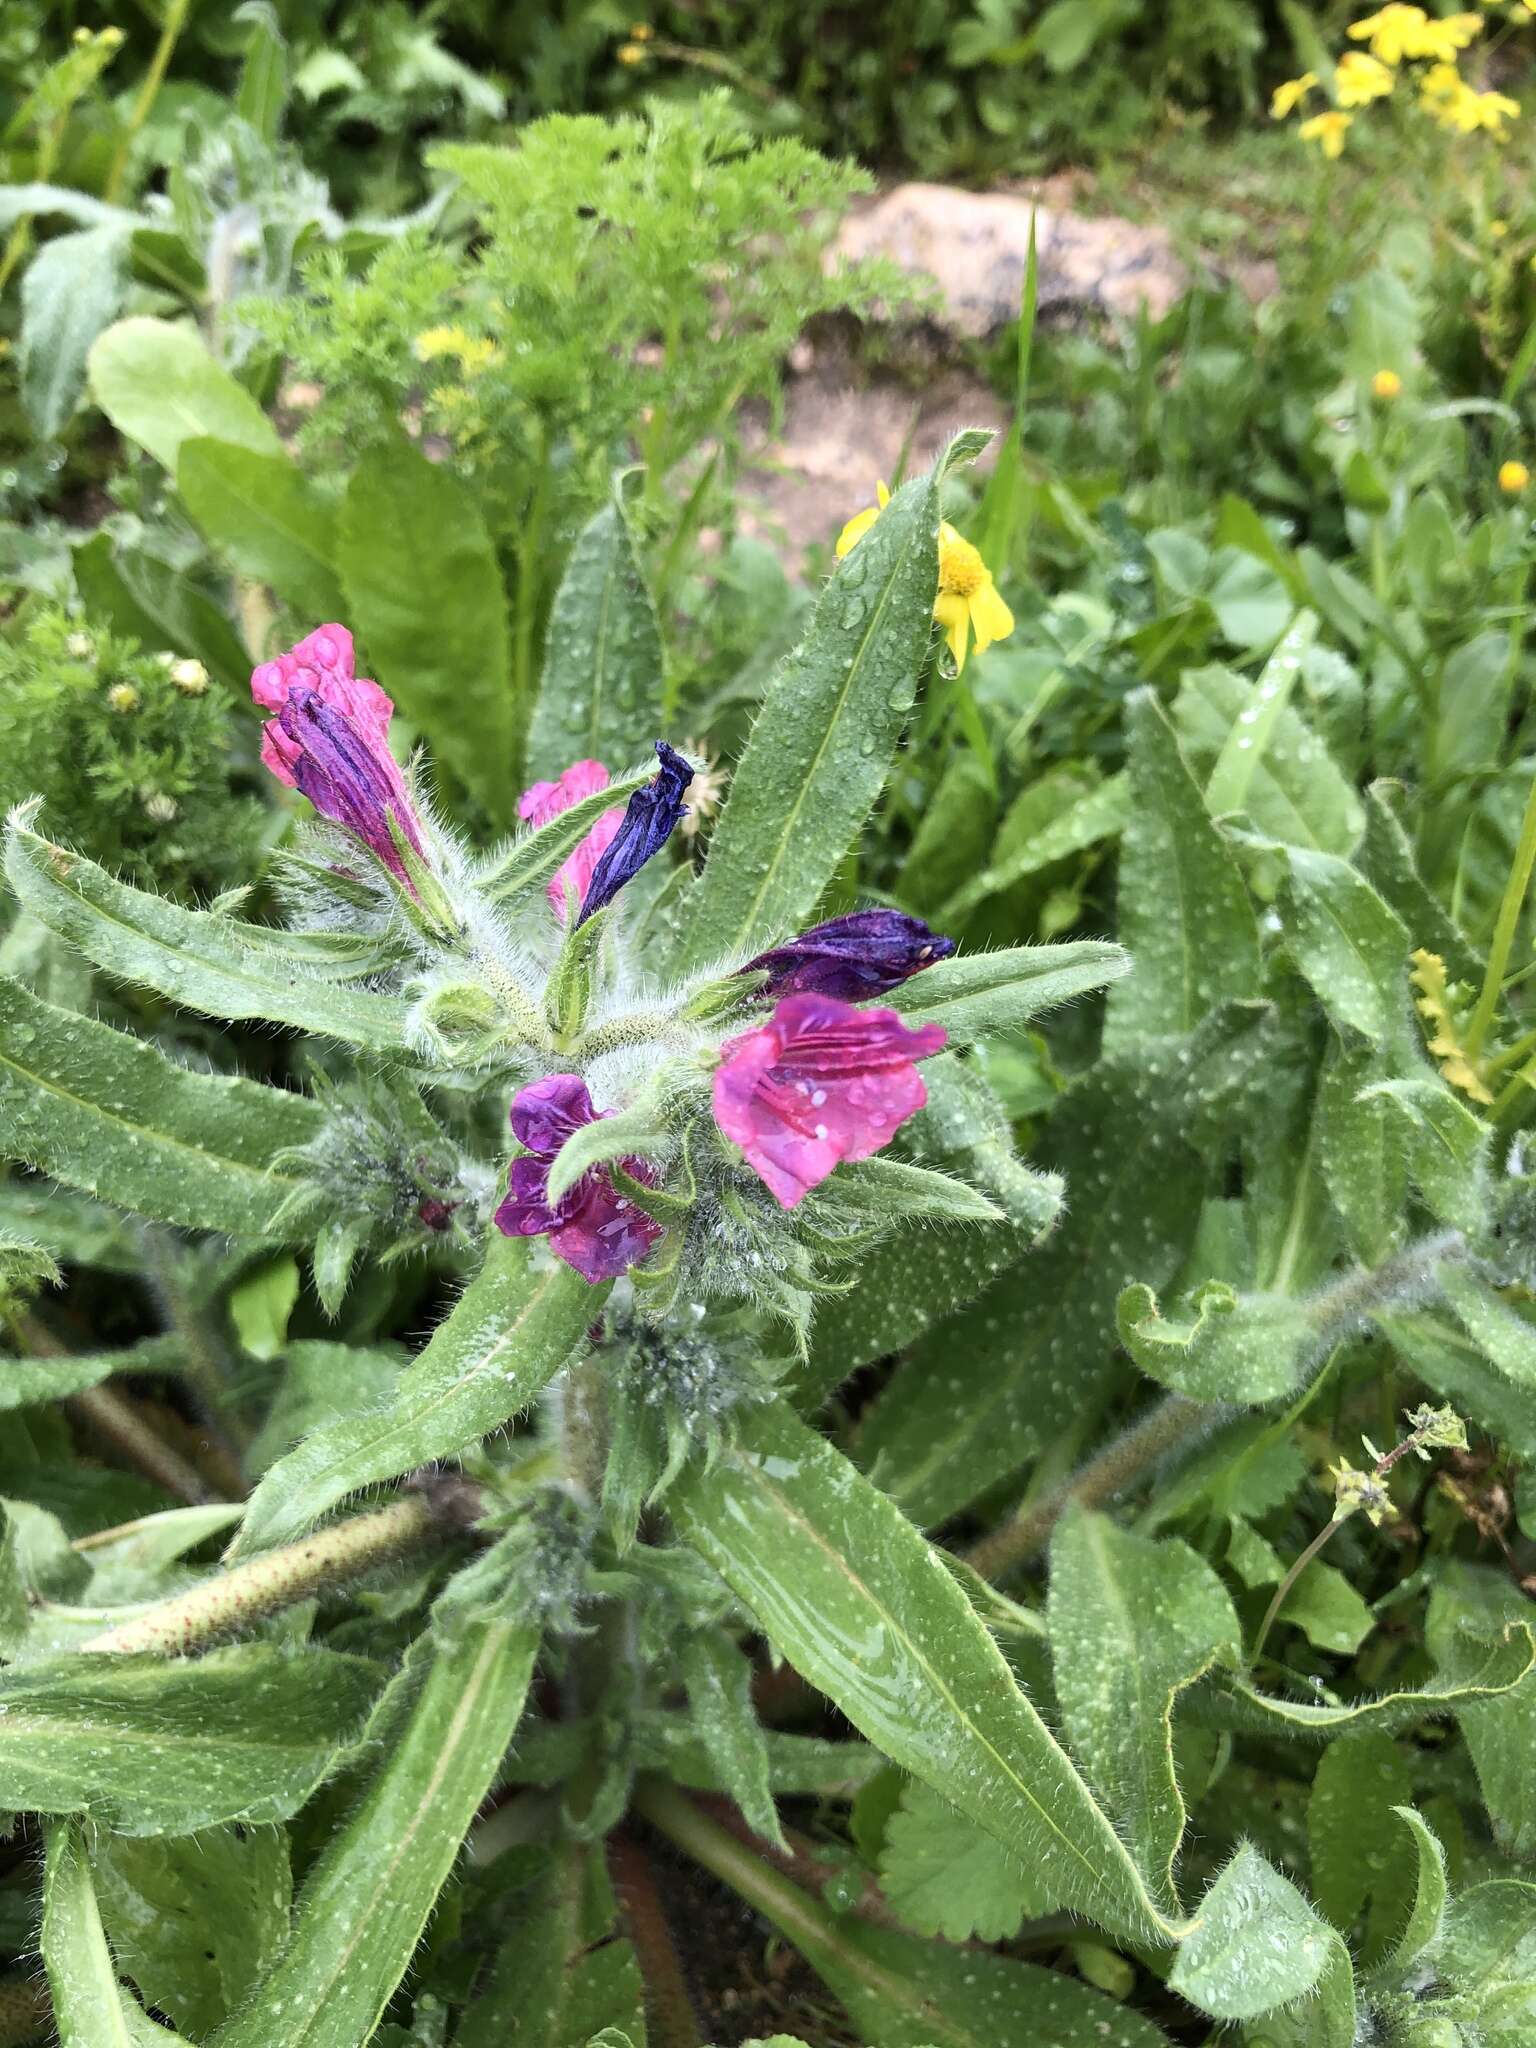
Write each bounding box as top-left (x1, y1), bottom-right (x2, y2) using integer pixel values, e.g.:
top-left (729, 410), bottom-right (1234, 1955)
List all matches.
top-left (1115, 1280), bottom-right (1314, 1404)
top-left (43, 1819), bottom-right (191, 2048)
top-left (888, 939), bottom-right (1129, 1044)
top-left (1168, 1844), bottom-right (1338, 2020)
top-left (680, 1630), bottom-right (785, 1848)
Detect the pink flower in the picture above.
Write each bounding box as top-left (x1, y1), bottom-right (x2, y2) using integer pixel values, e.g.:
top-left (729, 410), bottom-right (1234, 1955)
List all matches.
top-left (519, 759), bottom-right (623, 922)
top-left (251, 625), bottom-right (394, 788)
top-left (712, 994), bottom-right (948, 1209)
top-left (493, 1074), bottom-right (661, 1284)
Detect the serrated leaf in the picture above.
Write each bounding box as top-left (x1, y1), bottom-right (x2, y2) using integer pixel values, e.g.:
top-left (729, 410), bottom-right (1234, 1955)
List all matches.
top-left (178, 436), bottom-right (345, 622)
top-left (21, 223), bottom-right (131, 439)
top-left (1116, 1280), bottom-right (1314, 1404)
top-left (0, 1646), bottom-right (381, 1834)
top-left (1168, 1844), bottom-right (1337, 2020)
top-left (5, 817), bottom-right (409, 1050)
top-left (527, 485), bottom-right (664, 784)
top-left (234, 1238), bottom-right (597, 1554)
top-left (93, 1824), bottom-right (291, 2038)
top-left (669, 1399), bottom-right (1177, 1945)
top-left (337, 434), bottom-right (517, 825)
top-left (0, 974), bottom-right (323, 1237)
top-left (877, 1778), bottom-right (1052, 1942)
top-left (680, 1630), bottom-right (785, 1848)
top-left (1047, 1508), bottom-right (1240, 1911)
top-left (1102, 691), bottom-right (1260, 1051)
top-left (89, 316), bottom-right (284, 472)
top-left (210, 1558), bottom-right (540, 2048)
top-left (888, 939), bottom-right (1128, 1044)
top-left (43, 1819), bottom-right (193, 2047)
top-left (676, 465), bottom-right (940, 971)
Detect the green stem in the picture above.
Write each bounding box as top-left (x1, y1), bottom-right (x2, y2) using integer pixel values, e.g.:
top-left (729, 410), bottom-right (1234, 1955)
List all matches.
top-left (77, 1493), bottom-right (461, 1654)
top-left (1485, 1022), bottom-right (1536, 1077)
top-left (104, 0), bottom-right (192, 203)
top-left (512, 441), bottom-right (553, 774)
top-left (1466, 766), bottom-right (1536, 1058)
top-left (1249, 1517), bottom-right (1341, 1670)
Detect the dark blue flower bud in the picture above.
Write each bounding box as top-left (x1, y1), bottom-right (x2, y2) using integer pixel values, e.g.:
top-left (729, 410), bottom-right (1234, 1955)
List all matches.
top-left (578, 741), bottom-right (692, 923)
top-left (742, 909), bottom-right (954, 1001)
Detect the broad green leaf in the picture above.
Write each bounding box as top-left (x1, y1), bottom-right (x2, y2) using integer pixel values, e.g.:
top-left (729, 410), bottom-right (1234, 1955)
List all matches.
top-left (0, 974), bottom-right (323, 1238)
top-left (88, 316), bottom-right (283, 472)
top-left (669, 1399), bottom-right (1178, 1945)
top-left (94, 1824), bottom-right (290, 2038)
top-left (1168, 1844), bottom-right (1337, 2020)
top-left (5, 816), bottom-right (409, 1049)
top-left (527, 486), bottom-right (664, 783)
top-left (936, 772), bottom-right (1129, 924)
top-left (229, 1255), bottom-right (300, 1363)
top-left (1182, 657), bottom-right (1363, 857)
top-left (1103, 692), bottom-right (1260, 1052)
top-left (888, 939), bottom-right (1128, 1044)
top-left (455, 1843), bottom-right (645, 2048)
top-left (178, 437), bottom-right (346, 622)
top-left (1047, 1508), bottom-right (1240, 1910)
top-left (0, 1646), bottom-right (380, 1834)
top-left (877, 1777), bottom-right (1053, 1943)
top-left (211, 1552), bottom-right (540, 2048)
top-left (43, 1819), bottom-right (190, 2048)
top-left (1282, 1562), bottom-right (1373, 1656)
top-left (337, 435), bottom-right (517, 825)
top-left (676, 463), bottom-right (941, 971)
top-left (234, 1238), bottom-right (597, 1554)
top-left (1115, 1280), bottom-right (1314, 1404)
top-left (680, 1630), bottom-right (786, 1848)
top-left (21, 223), bottom-right (130, 439)
top-left (1280, 848), bottom-right (1412, 1053)
top-left (1362, 1076), bottom-right (1487, 1233)
top-left (1439, 1265), bottom-right (1536, 1388)
top-left (1306, 1734), bottom-right (1414, 1956)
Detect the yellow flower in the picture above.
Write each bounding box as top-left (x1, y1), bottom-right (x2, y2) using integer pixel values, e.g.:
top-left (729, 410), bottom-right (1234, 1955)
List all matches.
top-left (837, 483), bottom-right (1015, 671)
top-left (107, 683), bottom-right (140, 714)
top-left (1299, 110), bottom-right (1354, 157)
top-left (1270, 71), bottom-right (1318, 119)
top-left (1349, 5), bottom-right (1481, 63)
top-left (617, 40), bottom-right (648, 64)
top-left (1500, 459), bottom-right (1530, 493)
top-left (1421, 63), bottom-right (1519, 134)
top-left (1409, 10), bottom-right (1484, 62)
top-left (1336, 51), bottom-right (1395, 106)
top-left (413, 325), bottom-right (502, 373)
top-left (1371, 367), bottom-right (1403, 399)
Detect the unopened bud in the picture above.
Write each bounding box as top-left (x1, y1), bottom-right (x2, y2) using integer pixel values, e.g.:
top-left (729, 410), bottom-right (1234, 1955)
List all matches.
top-left (107, 683), bottom-right (140, 714)
top-left (66, 632), bottom-right (95, 660)
top-left (170, 658), bottom-right (208, 696)
top-left (411, 979), bottom-right (506, 1064)
top-left (143, 792), bottom-right (179, 824)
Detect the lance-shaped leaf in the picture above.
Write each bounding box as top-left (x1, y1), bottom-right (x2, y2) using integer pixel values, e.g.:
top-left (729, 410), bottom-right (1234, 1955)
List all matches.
top-left (478, 763), bottom-right (651, 905)
top-left (669, 1399), bottom-right (1179, 1945)
top-left (22, 222), bottom-right (131, 439)
top-left (210, 1551), bottom-right (540, 2048)
top-left (0, 975), bottom-right (323, 1238)
top-left (887, 938), bottom-right (1129, 1045)
top-left (337, 434), bottom-right (518, 824)
top-left (1280, 847), bottom-right (1414, 1054)
top-left (0, 1330), bottom-right (183, 1410)
top-left (677, 451), bottom-right (952, 972)
top-left (680, 1630), bottom-right (786, 1847)
top-left (1361, 1075), bottom-right (1487, 1233)
top-left (936, 771), bottom-right (1130, 925)
top-left (1115, 1279), bottom-right (1315, 1404)
top-left (1047, 1508), bottom-right (1240, 1913)
top-left (234, 1237), bottom-right (598, 1554)
top-left (178, 436), bottom-right (346, 622)
top-left (43, 1820), bottom-right (194, 2048)
top-left (5, 815), bottom-right (408, 1050)
top-left (1374, 1806), bottom-right (1448, 1980)
top-left (1168, 1844), bottom-right (1344, 2023)
top-left (1317, 1043), bottom-right (1406, 1265)
top-left (527, 483), bottom-right (664, 784)
top-left (0, 1645), bottom-right (381, 1834)
top-left (1439, 1264), bottom-right (1536, 1388)
top-left (1102, 691), bottom-right (1260, 1052)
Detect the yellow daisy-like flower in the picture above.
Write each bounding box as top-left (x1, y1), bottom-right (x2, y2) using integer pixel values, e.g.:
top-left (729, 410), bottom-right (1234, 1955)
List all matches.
top-left (1408, 10), bottom-right (1484, 63)
top-left (1299, 110), bottom-right (1354, 157)
top-left (1421, 63), bottom-right (1519, 134)
top-left (1371, 367), bottom-right (1403, 399)
top-left (1348, 5), bottom-right (1481, 64)
top-left (836, 483), bottom-right (1015, 672)
top-left (413, 325), bottom-right (502, 374)
top-left (1270, 71), bottom-right (1317, 119)
top-left (1336, 51), bottom-right (1395, 106)
top-left (1500, 458), bottom-right (1530, 493)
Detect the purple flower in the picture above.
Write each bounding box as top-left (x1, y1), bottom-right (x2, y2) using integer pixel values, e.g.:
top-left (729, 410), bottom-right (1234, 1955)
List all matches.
top-left (577, 742), bottom-right (692, 923)
top-left (743, 910), bottom-right (955, 1002)
top-left (251, 626), bottom-right (425, 888)
top-left (712, 994), bottom-right (947, 1210)
top-left (493, 1075), bottom-right (662, 1285)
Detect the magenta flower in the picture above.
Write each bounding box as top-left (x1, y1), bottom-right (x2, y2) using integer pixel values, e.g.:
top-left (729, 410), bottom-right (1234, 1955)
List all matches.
top-left (743, 909), bottom-right (955, 1002)
top-left (493, 1074), bottom-right (662, 1284)
top-left (712, 994), bottom-right (948, 1210)
top-left (251, 625), bottom-right (425, 885)
top-left (519, 760), bottom-right (624, 921)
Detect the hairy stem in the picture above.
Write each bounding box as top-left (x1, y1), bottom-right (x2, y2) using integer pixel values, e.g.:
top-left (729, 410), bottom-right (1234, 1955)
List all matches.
top-left (608, 1831), bottom-right (703, 2048)
top-left (1250, 1519), bottom-right (1342, 1670)
top-left (78, 1494), bottom-right (458, 1654)
top-left (66, 1384), bottom-right (229, 1509)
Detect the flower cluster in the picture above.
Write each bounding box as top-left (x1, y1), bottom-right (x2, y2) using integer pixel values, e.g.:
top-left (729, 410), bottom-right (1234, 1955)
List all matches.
top-left (1272, 7), bottom-right (1519, 157)
top-left (250, 624), bottom-right (961, 1302)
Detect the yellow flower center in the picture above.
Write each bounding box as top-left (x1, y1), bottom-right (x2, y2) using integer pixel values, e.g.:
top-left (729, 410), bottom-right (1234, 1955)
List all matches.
top-left (939, 535), bottom-right (986, 599)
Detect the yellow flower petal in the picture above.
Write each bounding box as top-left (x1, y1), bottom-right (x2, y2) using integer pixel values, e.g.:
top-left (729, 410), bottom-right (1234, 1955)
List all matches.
top-left (969, 579), bottom-right (1016, 653)
top-left (835, 506), bottom-right (881, 557)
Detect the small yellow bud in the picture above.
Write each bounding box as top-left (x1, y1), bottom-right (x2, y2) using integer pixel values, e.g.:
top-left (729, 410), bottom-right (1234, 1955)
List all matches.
top-left (1491, 219), bottom-right (1510, 240)
top-left (617, 40), bottom-right (648, 65)
top-left (107, 683), bottom-right (140, 714)
top-left (1500, 459), bottom-right (1531, 494)
top-left (66, 632), bottom-right (95, 660)
top-left (630, 21), bottom-right (655, 37)
top-left (170, 658), bottom-right (209, 696)
top-left (1371, 368), bottom-right (1403, 400)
